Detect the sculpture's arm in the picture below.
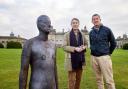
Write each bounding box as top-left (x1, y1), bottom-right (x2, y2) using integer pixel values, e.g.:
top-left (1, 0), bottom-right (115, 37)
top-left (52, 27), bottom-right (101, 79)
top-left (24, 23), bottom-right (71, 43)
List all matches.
top-left (54, 47), bottom-right (58, 89)
top-left (19, 41), bottom-right (31, 89)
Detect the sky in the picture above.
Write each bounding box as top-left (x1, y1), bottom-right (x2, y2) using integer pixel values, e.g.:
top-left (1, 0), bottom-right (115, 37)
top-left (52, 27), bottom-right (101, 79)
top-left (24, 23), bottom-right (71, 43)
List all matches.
top-left (0, 0), bottom-right (128, 39)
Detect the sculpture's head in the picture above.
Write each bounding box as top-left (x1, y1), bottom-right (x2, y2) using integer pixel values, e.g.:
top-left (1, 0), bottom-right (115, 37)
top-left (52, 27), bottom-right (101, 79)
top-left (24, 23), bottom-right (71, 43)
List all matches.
top-left (37, 15), bottom-right (51, 34)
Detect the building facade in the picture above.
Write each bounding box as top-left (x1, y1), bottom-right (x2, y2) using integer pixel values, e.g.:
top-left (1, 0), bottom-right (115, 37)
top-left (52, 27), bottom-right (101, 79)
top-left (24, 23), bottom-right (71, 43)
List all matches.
top-left (48, 26), bottom-right (89, 47)
top-left (0, 32), bottom-right (26, 48)
top-left (116, 34), bottom-right (128, 48)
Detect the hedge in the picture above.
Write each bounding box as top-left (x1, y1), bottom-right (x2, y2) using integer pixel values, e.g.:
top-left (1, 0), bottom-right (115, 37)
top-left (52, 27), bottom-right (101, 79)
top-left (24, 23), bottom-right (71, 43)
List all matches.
top-left (122, 43), bottom-right (128, 50)
top-left (0, 43), bottom-right (4, 48)
top-left (7, 41), bottom-right (22, 48)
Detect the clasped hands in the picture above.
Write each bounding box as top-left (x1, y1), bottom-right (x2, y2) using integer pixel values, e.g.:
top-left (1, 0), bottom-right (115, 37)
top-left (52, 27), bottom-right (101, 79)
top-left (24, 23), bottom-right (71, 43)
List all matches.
top-left (74, 45), bottom-right (86, 52)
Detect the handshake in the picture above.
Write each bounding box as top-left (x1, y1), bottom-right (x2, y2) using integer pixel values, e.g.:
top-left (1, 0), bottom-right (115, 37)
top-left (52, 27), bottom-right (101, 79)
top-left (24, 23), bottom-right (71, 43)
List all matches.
top-left (74, 45), bottom-right (86, 52)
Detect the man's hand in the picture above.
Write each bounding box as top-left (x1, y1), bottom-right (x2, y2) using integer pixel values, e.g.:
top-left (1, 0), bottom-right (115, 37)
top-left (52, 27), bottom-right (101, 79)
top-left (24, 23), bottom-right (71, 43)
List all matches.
top-left (75, 45), bottom-right (86, 52)
top-left (75, 47), bottom-right (83, 52)
top-left (80, 45), bottom-right (86, 50)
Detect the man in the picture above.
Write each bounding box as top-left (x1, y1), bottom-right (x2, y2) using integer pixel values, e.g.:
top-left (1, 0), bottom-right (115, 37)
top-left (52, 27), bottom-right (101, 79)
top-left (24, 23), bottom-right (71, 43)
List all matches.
top-left (63, 18), bottom-right (88, 89)
top-left (89, 14), bottom-right (117, 89)
top-left (19, 15), bottom-right (58, 89)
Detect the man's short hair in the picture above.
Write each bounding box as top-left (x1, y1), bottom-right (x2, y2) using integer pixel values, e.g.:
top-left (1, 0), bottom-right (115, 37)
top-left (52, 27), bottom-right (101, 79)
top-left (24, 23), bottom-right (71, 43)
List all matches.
top-left (92, 14), bottom-right (101, 19)
top-left (71, 18), bottom-right (79, 23)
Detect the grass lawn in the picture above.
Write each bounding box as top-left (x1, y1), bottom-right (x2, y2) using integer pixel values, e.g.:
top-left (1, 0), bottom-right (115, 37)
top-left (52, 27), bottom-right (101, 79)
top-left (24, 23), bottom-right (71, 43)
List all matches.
top-left (0, 48), bottom-right (128, 89)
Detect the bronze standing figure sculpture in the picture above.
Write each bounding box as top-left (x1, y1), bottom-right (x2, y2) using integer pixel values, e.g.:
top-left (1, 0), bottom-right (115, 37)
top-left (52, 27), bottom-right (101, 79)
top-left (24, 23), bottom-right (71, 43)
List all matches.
top-left (19, 15), bottom-right (58, 89)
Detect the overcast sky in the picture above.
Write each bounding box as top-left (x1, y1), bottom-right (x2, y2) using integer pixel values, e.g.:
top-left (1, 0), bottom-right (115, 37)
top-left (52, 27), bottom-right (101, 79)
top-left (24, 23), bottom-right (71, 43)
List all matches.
top-left (0, 0), bottom-right (128, 39)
